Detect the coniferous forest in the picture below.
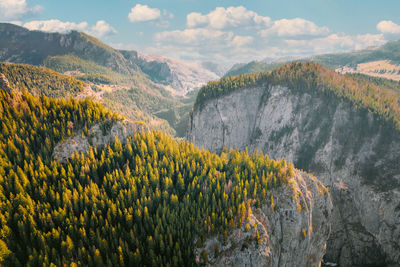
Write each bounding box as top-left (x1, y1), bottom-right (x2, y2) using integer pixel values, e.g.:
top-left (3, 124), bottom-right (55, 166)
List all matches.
top-left (0, 89), bottom-right (294, 266)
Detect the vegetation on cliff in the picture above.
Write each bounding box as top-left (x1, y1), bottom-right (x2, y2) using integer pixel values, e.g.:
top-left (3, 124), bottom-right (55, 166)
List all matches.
top-left (0, 89), bottom-right (294, 266)
top-left (195, 62), bottom-right (400, 130)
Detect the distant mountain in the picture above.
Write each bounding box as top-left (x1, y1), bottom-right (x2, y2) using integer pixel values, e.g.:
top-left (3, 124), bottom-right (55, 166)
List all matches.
top-left (0, 23), bottom-right (139, 75)
top-left (0, 23), bottom-right (221, 136)
top-left (0, 23), bottom-right (220, 94)
top-left (201, 61), bottom-right (228, 76)
top-left (224, 40), bottom-right (400, 81)
top-left (120, 50), bottom-right (220, 95)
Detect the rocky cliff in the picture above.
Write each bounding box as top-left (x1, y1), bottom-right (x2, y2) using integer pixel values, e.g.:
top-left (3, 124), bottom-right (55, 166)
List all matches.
top-left (188, 69), bottom-right (400, 266)
top-left (53, 120), bottom-right (147, 162)
top-left (196, 170), bottom-right (332, 267)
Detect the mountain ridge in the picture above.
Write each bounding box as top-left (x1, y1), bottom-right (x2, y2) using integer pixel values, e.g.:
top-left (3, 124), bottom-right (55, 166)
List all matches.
top-left (188, 62), bottom-right (400, 266)
top-left (224, 39), bottom-right (400, 81)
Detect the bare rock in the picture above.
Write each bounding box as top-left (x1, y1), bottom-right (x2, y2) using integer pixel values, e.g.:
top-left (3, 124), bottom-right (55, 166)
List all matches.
top-left (53, 120), bottom-right (147, 162)
top-left (187, 85), bottom-right (400, 266)
top-left (196, 171), bottom-right (333, 267)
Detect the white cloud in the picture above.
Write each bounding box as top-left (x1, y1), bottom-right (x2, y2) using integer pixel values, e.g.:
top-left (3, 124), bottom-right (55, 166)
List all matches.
top-left (285, 33), bottom-right (385, 55)
top-left (143, 6), bottom-right (391, 65)
top-left (187, 6), bottom-right (271, 29)
top-left (152, 28), bottom-right (256, 64)
top-left (259, 18), bottom-right (329, 37)
top-left (377, 20), bottom-right (400, 35)
top-left (155, 28), bottom-right (234, 46)
top-left (232, 36), bottom-right (253, 47)
top-left (128, 4), bottom-right (161, 23)
top-left (0, 0), bottom-right (42, 20)
top-left (90, 20), bottom-right (117, 38)
top-left (23, 19), bottom-right (117, 38)
top-left (24, 20), bottom-right (88, 33)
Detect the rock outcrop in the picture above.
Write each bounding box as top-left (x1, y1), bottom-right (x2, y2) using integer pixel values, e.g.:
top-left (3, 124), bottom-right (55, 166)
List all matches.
top-left (196, 170), bottom-right (333, 267)
top-left (0, 73), bottom-right (11, 93)
top-left (53, 120), bottom-right (147, 162)
top-left (187, 85), bottom-right (400, 266)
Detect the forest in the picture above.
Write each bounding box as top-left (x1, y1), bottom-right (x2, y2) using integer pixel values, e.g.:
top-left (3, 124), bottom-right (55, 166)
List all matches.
top-left (0, 63), bottom-right (86, 98)
top-left (196, 62), bottom-right (400, 130)
top-left (0, 89), bottom-right (295, 266)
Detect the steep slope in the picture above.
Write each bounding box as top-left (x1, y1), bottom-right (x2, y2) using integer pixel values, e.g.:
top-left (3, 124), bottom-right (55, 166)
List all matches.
top-left (0, 23), bottom-right (218, 136)
top-left (196, 170), bottom-right (332, 267)
top-left (188, 62), bottom-right (400, 266)
top-left (0, 87), bottom-right (331, 266)
top-left (0, 23), bottom-right (139, 74)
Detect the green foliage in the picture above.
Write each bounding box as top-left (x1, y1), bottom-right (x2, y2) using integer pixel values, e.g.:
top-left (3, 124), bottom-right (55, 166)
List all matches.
top-left (0, 240), bottom-right (10, 263)
top-left (0, 62), bottom-right (86, 98)
top-left (43, 55), bottom-right (137, 85)
top-left (0, 90), bottom-right (293, 266)
top-left (102, 86), bottom-right (193, 137)
top-left (224, 61), bottom-right (283, 77)
top-left (195, 62), bottom-right (400, 130)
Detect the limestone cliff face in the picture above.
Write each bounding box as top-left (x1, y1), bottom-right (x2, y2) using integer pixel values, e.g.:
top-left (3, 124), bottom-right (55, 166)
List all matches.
top-left (187, 85), bottom-right (400, 266)
top-left (53, 120), bottom-right (147, 162)
top-left (196, 171), bottom-right (332, 267)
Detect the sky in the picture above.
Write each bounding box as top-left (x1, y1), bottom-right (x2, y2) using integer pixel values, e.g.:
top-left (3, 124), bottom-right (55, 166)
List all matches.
top-left (1, 0), bottom-right (400, 66)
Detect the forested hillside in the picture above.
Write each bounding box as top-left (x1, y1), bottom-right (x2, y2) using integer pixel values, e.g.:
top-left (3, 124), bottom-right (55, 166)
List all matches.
top-left (197, 62), bottom-right (400, 130)
top-left (224, 61), bottom-right (283, 77)
top-left (0, 23), bottom-right (214, 137)
top-left (0, 88), bottom-right (295, 266)
top-left (0, 63), bottom-right (86, 98)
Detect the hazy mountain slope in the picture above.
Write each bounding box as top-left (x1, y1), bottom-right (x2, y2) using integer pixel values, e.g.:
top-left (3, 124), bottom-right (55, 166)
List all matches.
top-left (188, 63), bottom-right (400, 266)
top-left (224, 40), bottom-right (400, 81)
top-left (312, 40), bottom-right (400, 68)
top-left (0, 23), bottom-right (219, 136)
top-left (0, 23), bottom-right (139, 74)
top-left (120, 50), bottom-right (220, 96)
top-left (0, 86), bottom-right (331, 266)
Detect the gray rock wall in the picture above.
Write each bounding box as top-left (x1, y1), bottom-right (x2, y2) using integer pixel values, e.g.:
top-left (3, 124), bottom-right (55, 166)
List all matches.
top-left (187, 85), bottom-right (400, 266)
top-left (53, 120), bottom-right (147, 162)
top-left (196, 171), bottom-right (332, 267)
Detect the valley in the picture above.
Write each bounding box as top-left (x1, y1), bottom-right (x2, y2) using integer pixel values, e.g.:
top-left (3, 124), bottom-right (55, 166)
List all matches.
top-left (0, 14), bottom-right (400, 267)
top-left (0, 23), bottom-right (221, 137)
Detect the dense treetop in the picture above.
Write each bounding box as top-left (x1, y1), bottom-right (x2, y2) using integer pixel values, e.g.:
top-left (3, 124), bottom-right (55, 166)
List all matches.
top-left (195, 62), bottom-right (400, 130)
top-left (0, 89), bottom-right (295, 266)
top-left (0, 62), bottom-right (86, 98)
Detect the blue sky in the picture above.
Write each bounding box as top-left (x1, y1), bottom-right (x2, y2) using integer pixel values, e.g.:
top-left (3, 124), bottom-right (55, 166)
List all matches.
top-left (1, 0), bottom-right (400, 66)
